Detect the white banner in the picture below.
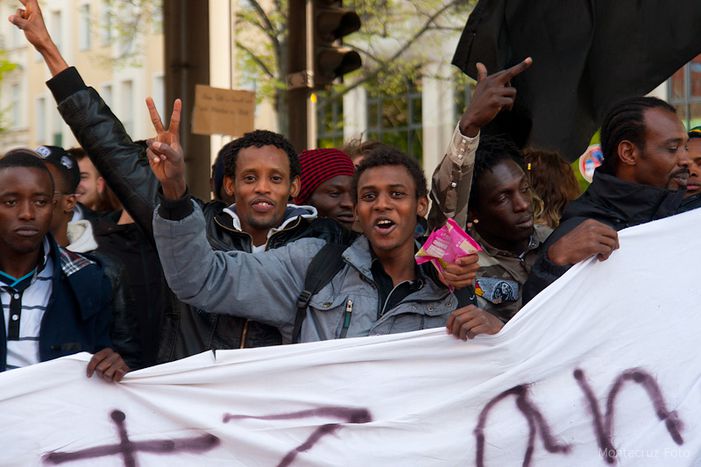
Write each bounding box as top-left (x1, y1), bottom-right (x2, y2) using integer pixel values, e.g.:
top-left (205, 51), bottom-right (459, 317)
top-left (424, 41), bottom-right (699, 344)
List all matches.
top-left (2, 209), bottom-right (701, 466)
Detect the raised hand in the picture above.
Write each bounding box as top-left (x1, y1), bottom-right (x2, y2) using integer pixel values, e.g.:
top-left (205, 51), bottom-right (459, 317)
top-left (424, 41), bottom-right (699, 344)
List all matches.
top-left (145, 98), bottom-right (187, 199)
top-left (9, 0), bottom-right (68, 75)
top-left (459, 57), bottom-right (533, 137)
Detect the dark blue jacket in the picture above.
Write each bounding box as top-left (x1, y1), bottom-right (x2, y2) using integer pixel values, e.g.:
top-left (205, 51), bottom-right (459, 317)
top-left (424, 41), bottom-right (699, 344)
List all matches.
top-left (0, 236), bottom-right (113, 371)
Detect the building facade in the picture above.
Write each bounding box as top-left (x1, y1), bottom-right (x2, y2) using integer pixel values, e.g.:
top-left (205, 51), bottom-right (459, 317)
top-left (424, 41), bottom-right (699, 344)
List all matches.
top-left (1, 1), bottom-right (699, 182)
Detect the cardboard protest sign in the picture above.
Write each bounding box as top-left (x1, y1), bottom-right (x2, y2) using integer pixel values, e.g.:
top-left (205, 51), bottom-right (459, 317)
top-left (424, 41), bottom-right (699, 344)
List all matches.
top-left (192, 84), bottom-right (255, 137)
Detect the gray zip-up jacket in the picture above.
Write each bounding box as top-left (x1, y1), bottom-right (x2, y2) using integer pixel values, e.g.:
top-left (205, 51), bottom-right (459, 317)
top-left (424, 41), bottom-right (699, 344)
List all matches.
top-left (154, 201), bottom-right (459, 343)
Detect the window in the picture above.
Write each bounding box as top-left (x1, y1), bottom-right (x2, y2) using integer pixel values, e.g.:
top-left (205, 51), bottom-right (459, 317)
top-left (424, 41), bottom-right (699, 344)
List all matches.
top-left (52, 108), bottom-right (63, 147)
top-left (101, 1), bottom-right (113, 46)
top-left (151, 0), bottom-right (163, 34)
top-left (10, 83), bottom-right (21, 129)
top-left (36, 97), bottom-right (47, 142)
top-left (454, 73), bottom-right (475, 122)
top-left (121, 80), bottom-right (134, 135)
top-left (317, 93), bottom-right (344, 148)
top-left (79, 4), bottom-right (91, 50)
top-left (101, 84), bottom-right (113, 108)
top-left (152, 75), bottom-right (165, 121)
top-left (668, 54), bottom-right (701, 130)
top-left (366, 79), bottom-right (423, 162)
top-left (50, 10), bottom-right (62, 52)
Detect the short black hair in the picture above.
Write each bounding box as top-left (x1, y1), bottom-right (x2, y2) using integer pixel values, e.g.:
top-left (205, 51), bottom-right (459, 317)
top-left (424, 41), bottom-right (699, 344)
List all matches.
top-left (0, 149), bottom-right (55, 192)
top-left (469, 135), bottom-right (525, 210)
top-left (67, 146), bottom-right (87, 160)
top-left (352, 144), bottom-right (427, 201)
top-left (220, 130), bottom-right (300, 180)
top-left (599, 96), bottom-right (677, 175)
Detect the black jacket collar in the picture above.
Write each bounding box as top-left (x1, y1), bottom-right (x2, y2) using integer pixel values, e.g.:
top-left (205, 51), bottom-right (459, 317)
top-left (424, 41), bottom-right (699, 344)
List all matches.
top-left (561, 172), bottom-right (685, 230)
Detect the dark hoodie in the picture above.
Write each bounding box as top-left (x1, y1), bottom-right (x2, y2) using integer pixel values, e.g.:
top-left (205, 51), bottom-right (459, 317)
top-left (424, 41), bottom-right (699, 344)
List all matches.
top-left (522, 172), bottom-right (685, 303)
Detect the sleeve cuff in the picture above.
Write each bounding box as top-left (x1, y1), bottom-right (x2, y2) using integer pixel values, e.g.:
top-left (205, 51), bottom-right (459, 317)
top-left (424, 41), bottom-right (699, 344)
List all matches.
top-left (540, 255), bottom-right (572, 277)
top-left (157, 187), bottom-right (194, 220)
top-left (46, 66), bottom-right (88, 104)
top-left (448, 123), bottom-right (479, 165)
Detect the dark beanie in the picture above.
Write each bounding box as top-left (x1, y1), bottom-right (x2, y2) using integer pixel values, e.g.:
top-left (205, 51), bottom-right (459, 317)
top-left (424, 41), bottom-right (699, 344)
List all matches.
top-left (294, 148), bottom-right (355, 205)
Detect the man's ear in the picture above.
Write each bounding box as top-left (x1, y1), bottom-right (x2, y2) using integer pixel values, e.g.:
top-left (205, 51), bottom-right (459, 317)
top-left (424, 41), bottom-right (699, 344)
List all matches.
top-left (289, 175), bottom-right (301, 198)
top-left (223, 175), bottom-right (235, 197)
top-left (416, 195), bottom-right (429, 218)
top-left (63, 194), bottom-right (77, 215)
top-left (617, 140), bottom-right (638, 167)
top-left (96, 176), bottom-right (106, 194)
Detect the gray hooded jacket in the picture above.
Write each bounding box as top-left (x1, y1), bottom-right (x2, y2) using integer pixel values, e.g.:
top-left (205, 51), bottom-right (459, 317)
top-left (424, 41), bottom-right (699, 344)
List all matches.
top-left (154, 201), bottom-right (459, 343)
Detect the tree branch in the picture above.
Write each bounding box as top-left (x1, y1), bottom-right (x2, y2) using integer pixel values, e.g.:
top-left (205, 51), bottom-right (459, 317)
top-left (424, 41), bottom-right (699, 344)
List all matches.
top-left (236, 40), bottom-right (276, 79)
top-left (244, 0), bottom-right (282, 52)
top-left (331, 0), bottom-right (462, 99)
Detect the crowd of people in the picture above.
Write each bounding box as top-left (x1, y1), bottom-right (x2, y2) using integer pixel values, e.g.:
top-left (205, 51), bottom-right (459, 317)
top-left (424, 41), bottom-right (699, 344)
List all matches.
top-left (2, 0), bottom-right (700, 381)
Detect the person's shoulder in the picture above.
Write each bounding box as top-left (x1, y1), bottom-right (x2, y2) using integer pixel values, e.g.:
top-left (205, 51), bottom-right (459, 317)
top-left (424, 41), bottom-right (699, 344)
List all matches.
top-left (305, 218), bottom-right (357, 245)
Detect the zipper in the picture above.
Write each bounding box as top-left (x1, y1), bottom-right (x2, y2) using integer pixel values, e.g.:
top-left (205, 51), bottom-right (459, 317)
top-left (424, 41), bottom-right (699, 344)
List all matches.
top-left (339, 299), bottom-right (353, 338)
top-left (239, 320), bottom-right (249, 349)
top-left (379, 280), bottom-right (423, 318)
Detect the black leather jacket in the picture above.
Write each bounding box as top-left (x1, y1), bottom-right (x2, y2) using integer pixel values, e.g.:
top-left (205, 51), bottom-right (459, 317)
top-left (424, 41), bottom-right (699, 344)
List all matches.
top-left (47, 67), bottom-right (350, 362)
top-left (523, 171), bottom-right (685, 303)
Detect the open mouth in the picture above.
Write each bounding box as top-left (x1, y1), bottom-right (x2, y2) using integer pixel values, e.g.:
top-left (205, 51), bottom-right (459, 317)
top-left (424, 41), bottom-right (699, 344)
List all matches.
top-left (374, 218), bottom-right (396, 234)
top-left (251, 199), bottom-right (275, 213)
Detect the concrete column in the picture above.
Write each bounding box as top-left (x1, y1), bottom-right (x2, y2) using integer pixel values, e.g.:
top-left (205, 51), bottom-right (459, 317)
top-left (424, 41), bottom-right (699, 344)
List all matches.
top-left (164, 0), bottom-right (211, 200)
top-left (421, 61), bottom-right (455, 176)
top-left (208, 0), bottom-right (235, 167)
top-left (343, 85), bottom-right (367, 142)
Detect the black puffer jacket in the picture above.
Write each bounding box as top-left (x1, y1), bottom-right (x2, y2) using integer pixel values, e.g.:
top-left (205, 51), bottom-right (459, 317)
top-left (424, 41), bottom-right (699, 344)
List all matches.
top-left (47, 67), bottom-right (350, 362)
top-left (523, 171), bottom-right (685, 303)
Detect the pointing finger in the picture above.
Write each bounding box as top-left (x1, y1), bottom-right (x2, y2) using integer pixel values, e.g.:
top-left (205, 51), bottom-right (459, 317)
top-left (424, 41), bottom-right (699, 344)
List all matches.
top-left (503, 56), bottom-right (533, 81)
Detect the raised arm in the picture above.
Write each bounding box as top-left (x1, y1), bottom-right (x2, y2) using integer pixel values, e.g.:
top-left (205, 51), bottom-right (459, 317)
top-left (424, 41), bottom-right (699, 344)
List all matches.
top-left (428, 57), bottom-right (533, 230)
top-left (9, 0), bottom-right (67, 74)
top-left (10, 0), bottom-right (163, 238)
top-left (144, 113), bottom-right (323, 341)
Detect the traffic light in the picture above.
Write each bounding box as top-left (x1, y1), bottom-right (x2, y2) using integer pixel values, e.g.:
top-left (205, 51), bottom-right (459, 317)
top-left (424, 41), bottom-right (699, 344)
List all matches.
top-left (313, 1), bottom-right (362, 88)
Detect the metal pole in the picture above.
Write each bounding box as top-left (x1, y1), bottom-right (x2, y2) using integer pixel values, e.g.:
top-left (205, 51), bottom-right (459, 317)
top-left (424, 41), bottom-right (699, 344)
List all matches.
top-left (163, 0), bottom-right (211, 200)
top-left (287, 0), bottom-right (313, 152)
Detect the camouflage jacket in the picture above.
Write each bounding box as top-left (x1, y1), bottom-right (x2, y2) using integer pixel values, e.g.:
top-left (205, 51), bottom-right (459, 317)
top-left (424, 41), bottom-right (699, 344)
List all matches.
top-left (470, 225), bottom-right (552, 322)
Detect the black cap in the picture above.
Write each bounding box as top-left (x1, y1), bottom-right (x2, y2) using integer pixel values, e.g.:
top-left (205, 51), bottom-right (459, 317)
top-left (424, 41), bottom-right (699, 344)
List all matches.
top-left (35, 145), bottom-right (80, 193)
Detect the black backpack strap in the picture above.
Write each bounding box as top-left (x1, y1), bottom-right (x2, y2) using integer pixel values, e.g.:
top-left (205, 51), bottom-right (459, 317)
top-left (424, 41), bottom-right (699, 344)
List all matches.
top-left (453, 285), bottom-right (477, 308)
top-left (292, 242), bottom-right (348, 343)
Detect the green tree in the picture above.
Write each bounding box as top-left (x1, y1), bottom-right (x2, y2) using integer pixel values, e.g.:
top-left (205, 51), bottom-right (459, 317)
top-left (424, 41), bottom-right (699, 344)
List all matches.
top-left (236, 0), bottom-right (474, 134)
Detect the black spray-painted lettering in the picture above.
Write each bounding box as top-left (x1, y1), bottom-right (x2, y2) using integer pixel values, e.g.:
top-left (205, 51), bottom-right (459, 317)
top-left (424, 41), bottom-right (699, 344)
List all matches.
top-left (475, 368), bottom-right (683, 466)
top-left (474, 385), bottom-right (571, 467)
top-left (224, 406), bottom-right (372, 467)
top-left (44, 410), bottom-right (219, 466)
top-left (574, 368), bottom-right (683, 464)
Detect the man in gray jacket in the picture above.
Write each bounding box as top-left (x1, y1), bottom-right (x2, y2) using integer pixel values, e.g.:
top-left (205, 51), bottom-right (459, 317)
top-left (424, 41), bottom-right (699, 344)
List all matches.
top-left (151, 141), bottom-right (487, 342)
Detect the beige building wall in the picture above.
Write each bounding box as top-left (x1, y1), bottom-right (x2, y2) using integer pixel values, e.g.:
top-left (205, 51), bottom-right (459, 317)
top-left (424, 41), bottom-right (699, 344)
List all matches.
top-left (0, 0), bottom-right (164, 152)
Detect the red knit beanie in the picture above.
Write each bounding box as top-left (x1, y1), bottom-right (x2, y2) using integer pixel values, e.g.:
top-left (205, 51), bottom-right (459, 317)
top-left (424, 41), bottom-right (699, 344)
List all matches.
top-left (294, 148), bottom-right (355, 205)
